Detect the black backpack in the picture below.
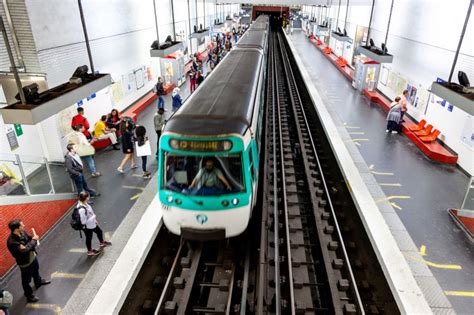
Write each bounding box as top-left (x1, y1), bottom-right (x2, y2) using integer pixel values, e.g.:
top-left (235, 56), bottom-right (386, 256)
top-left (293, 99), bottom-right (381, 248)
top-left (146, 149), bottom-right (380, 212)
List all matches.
top-left (71, 205), bottom-right (85, 237)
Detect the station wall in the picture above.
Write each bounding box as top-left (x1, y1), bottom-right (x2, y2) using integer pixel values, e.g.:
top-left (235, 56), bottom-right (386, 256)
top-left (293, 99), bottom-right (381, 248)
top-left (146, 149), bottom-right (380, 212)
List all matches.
top-left (303, 0), bottom-right (474, 174)
top-left (1, 0), bottom-right (233, 170)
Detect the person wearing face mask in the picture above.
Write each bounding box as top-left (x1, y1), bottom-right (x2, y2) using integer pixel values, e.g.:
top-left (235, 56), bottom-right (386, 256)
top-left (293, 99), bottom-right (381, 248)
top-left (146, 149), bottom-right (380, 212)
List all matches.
top-left (189, 158), bottom-right (232, 191)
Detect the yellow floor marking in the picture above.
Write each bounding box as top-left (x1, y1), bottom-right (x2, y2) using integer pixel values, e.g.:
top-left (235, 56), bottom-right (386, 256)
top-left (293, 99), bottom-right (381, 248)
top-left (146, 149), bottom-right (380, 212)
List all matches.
top-left (419, 245), bottom-right (427, 256)
top-left (51, 272), bottom-right (84, 279)
top-left (105, 231), bottom-right (113, 240)
top-left (349, 132), bottom-right (365, 135)
top-left (27, 303), bottom-right (63, 314)
top-left (351, 138), bottom-right (369, 141)
top-left (376, 196), bottom-right (411, 203)
top-left (353, 141), bottom-right (361, 147)
top-left (389, 202), bottom-right (402, 210)
top-left (380, 183), bottom-right (402, 187)
top-left (122, 185), bottom-right (145, 190)
top-left (444, 291), bottom-right (474, 297)
top-left (69, 248), bottom-right (86, 253)
top-left (369, 164), bottom-right (375, 170)
top-left (130, 193), bottom-right (142, 200)
top-left (404, 253), bottom-right (462, 270)
top-left (345, 126), bottom-right (361, 129)
top-left (371, 171), bottom-right (394, 176)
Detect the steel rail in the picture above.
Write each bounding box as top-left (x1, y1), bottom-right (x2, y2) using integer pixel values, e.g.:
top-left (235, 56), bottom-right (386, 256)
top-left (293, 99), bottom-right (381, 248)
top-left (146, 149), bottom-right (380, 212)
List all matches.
top-left (278, 33), bottom-right (365, 314)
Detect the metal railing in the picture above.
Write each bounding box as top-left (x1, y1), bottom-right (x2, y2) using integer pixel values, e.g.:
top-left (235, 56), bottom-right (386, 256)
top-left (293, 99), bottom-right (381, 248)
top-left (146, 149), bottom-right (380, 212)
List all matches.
top-left (0, 153), bottom-right (75, 197)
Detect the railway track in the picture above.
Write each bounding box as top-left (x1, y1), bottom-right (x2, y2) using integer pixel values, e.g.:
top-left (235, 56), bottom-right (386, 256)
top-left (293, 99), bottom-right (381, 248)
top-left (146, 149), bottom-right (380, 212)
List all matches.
top-left (122, 29), bottom-right (397, 315)
top-left (257, 32), bottom-right (398, 314)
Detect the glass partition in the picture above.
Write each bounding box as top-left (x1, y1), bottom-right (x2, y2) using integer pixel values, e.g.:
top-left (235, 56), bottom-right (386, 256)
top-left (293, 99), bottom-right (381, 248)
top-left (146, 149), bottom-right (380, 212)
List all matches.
top-left (0, 153), bottom-right (75, 197)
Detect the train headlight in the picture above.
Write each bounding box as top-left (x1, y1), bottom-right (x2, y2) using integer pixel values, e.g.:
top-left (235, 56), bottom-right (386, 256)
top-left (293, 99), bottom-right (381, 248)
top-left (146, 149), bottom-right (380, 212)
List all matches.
top-left (223, 140), bottom-right (233, 151)
top-left (232, 198), bottom-right (239, 205)
top-left (175, 199), bottom-right (182, 205)
top-left (167, 196), bottom-right (174, 203)
top-left (221, 200), bottom-right (229, 207)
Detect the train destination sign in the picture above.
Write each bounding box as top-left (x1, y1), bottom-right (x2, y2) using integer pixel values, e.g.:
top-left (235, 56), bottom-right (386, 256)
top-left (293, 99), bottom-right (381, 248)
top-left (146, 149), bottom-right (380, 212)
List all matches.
top-left (169, 139), bottom-right (233, 152)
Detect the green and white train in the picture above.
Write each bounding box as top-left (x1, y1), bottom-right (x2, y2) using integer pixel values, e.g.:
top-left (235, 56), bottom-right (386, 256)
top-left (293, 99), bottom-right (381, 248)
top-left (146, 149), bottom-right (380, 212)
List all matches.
top-left (157, 15), bottom-right (270, 240)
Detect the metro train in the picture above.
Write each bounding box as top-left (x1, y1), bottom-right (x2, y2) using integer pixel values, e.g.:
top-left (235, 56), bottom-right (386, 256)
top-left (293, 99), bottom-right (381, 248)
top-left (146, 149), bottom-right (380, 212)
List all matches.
top-left (157, 15), bottom-right (270, 240)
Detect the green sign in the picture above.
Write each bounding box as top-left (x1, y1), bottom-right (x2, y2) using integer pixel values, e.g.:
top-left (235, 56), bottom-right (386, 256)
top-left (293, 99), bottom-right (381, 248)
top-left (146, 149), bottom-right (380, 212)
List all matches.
top-left (14, 124), bottom-right (23, 137)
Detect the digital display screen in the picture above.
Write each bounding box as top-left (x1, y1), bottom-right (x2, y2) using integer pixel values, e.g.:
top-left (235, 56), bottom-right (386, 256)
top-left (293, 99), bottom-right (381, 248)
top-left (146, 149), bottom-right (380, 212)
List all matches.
top-left (169, 139), bottom-right (232, 152)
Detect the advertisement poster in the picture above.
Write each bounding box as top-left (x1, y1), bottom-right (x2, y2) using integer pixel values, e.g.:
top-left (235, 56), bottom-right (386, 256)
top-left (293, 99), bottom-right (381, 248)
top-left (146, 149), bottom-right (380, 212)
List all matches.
top-left (396, 76), bottom-right (407, 95)
top-left (111, 80), bottom-right (124, 105)
top-left (57, 104), bottom-right (77, 138)
top-left (380, 66), bottom-right (389, 86)
top-left (387, 71), bottom-right (397, 92)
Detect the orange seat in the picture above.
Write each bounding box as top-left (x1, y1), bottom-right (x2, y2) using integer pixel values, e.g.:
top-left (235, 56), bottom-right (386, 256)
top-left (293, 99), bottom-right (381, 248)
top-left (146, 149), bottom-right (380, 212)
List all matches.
top-left (414, 124), bottom-right (433, 136)
top-left (409, 119), bottom-right (426, 132)
top-left (420, 129), bottom-right (441, 142)
top-left (323, 47), bottom-right (332, 54)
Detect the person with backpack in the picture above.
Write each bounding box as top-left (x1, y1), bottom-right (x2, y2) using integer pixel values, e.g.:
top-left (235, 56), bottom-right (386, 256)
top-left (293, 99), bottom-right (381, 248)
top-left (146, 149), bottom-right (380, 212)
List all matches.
top-left (75, 191), bottom-right (111, 256)
top-left (155, 77), bottom-right (165, 109)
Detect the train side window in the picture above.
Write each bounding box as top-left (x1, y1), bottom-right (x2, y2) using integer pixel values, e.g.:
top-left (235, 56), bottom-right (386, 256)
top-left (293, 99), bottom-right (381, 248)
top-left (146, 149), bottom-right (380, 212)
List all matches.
top-left (249, 148), bottom-right (255, 182)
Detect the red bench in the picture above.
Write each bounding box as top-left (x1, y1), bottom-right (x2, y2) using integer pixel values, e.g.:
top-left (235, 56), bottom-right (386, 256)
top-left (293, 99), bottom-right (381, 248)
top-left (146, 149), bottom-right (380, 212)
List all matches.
top-left (364, 89), bottom-right (458, 164)
top-left (122, 91), bottom-right (158, 122)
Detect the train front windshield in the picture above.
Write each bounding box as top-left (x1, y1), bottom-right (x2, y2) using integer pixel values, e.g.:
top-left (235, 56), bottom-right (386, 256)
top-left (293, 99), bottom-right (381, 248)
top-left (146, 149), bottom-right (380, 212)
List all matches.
top-left (162, 153), bottom-right (245, 196)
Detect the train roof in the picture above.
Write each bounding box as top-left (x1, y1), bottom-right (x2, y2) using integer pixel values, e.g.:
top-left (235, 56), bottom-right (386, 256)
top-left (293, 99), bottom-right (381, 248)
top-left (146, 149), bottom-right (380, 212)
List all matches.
top-left (164, 50), bottom-right (263, 137)
top-left (236, 30), bottom-right (267, 50)
top-left (249, 21), bottom-right (269, 31)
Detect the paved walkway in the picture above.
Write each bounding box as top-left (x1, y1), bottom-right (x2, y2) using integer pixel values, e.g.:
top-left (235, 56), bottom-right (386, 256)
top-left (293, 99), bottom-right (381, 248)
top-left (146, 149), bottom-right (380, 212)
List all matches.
top-left (288, 30), bottom-right (472, 314)
top-left (0, 78), bottom-right (196, 314)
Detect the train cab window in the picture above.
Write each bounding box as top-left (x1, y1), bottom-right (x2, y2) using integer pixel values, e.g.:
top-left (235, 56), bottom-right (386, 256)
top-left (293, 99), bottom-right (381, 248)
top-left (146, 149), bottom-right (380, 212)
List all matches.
top-left (163, 153), bottom-right (245, 196)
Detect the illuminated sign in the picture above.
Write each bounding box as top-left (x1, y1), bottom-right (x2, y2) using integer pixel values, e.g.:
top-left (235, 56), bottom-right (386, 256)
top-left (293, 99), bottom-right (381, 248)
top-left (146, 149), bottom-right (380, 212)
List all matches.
top-left (169, 139), bottom-right (233, 152)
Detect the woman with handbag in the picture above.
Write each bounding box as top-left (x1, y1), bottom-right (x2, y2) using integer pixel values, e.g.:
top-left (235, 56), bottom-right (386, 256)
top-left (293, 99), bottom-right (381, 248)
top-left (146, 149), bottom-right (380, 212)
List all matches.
top-left (117, 120), bottom-right (137, 173)
top-left (135, 125), bottom-right (151, 179)
top-left (70, 124), bottom-right (101, 177)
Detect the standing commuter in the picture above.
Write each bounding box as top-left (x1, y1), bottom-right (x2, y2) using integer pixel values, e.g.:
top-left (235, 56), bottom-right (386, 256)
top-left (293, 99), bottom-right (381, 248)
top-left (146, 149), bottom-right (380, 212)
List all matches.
top-left (196, 71), bottom-right (204, 87)
top-left (189, 70), bottom-right (196, 93)
top-left (69, 124), bottom-right (101, 177)
top-left (386, 97), bottom-right (402, 134)
top-left (154, 108), bottom-right (167, 156)
top-left (135, 126), bottom-right (151, 179)
top-left (117, 120), bottom-right (137, 173)
top-left (6, 220), bottom-right (51, 303)
top-left (155, 77), bottom-right (165, 109)
top-left (71, 107), bottom-right (92, 139)
top-left (65, 144), bottom-right (100, 197)
top-left (399, 89), bottom-right (409, 122)
top-left (76, 192), bottom-right (111, 256)
top-left (172, 87), bottom-right (182, 112)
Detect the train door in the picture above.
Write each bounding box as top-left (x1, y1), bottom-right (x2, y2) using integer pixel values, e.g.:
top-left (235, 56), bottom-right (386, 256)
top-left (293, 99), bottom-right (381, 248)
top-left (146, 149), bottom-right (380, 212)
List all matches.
top-left (248, 142), bottom-right (258, 207)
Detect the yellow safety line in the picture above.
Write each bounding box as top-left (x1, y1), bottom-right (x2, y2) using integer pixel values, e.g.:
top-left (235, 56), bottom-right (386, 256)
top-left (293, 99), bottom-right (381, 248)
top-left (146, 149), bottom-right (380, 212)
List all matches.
top-left (389, 202), bottom-right (402, 210)
top-left (376, 196), bottom-right (411, 203)
top-left (69, 248), bottom-right (86, 253)
top-left (353, 142), bottom-right (361, 146)
top-left (27, 303), bottom-right (63, 314)
top-left (130, 193), bottom-right (142, 200)
top-left (444, 291), bottom-right (474, 297)
top-left (404, 253), bottom-right (462, 270)
top-left (345, 126), bottom-right (361, 129)
top-left (380, 183), bottom-right (402, 187)
top-left (51, 272), bottom-right (84, 279)
top-left (122, 185), bottom-right (145, 190)
top-left (369, 164), bottom-right (375, 170)
top-left (351, 138), bottom-right (369, 141)
top-left (349, 132), bottom-right (365, 135)
top-left (371, 171), bottom-right (394, 176)
top-left (419, 245), bottom-right (427, 256)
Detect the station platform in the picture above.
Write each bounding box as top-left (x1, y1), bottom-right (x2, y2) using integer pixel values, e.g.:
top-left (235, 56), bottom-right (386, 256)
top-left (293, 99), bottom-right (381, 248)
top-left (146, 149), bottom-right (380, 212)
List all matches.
top-left (287, 30), bottom-right (471, 313)
top-left (0, 77), bottom-right (194, 314)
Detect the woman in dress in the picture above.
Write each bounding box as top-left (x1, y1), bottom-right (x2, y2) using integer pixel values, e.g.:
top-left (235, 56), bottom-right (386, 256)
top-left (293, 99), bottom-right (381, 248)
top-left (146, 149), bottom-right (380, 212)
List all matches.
top-left (117, 120), bottom-right (137, 173)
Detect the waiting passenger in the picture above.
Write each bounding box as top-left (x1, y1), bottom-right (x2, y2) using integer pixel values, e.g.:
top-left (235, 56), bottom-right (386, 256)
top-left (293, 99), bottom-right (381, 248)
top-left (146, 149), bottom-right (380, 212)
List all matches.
top-left (76, 191), bottom-right (111, 256)
top-left (94, 115), bottom-right (120, 150)
top-left (154, 108), bottom-right (167, 156)
top-left (189, 70), bottom-right (196, 93)
top-left (65, 144), bottom-right (100, 197)
top-left (196, 71), bottom-right (204, 87)
top-left (399, 89), bottom-right (409, 122)
top-left (69, 124), bottom-right (101, 177)
top-left (71, 107), bottom-right (92, 139)
top-left (189, 158), bottom-right (232, 191)
top-left (386, 97), bottom-right (402, 134)
top-left (135, 125), bottom-right (151, 179)
top-left (117, 119), bottom-right (137, 173)
top-left (172, 87), bottom-right (182, 112)
top-left (155, 77), bottom-right (165, 109)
